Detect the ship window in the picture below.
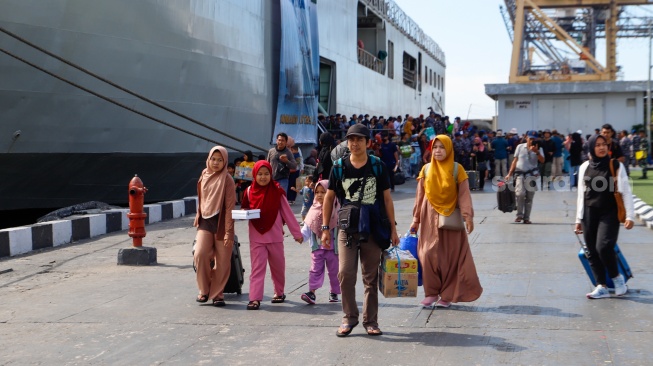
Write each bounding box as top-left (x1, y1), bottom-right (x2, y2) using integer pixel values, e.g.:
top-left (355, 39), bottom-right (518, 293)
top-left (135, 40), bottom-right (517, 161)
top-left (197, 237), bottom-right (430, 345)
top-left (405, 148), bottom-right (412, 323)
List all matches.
top-left (441, 76), bottom-right (444, 91)
top-left (429, 70), bottom-right (432, 86)
top-left (403, 52), bottom-right (417, 89)
top-left (505, 100), bottom-right (515, 109)
top-left (425, 66), bottom-right (428, 83)
top-left (388, 41), bottom-right (394, 79)
top-left (626, 98), bottom-right (636, 107)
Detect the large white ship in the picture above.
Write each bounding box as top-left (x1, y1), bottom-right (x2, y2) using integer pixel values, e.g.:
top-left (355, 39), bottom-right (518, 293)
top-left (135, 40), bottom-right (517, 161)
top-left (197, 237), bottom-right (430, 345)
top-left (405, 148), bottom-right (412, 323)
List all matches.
top-left (0, 0), bottom-right (445, 214)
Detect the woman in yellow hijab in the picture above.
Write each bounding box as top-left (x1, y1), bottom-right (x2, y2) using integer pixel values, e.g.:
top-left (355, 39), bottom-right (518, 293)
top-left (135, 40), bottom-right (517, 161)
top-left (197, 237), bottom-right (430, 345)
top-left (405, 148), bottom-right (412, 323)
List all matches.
top-left (410, 135), bottom-right (482, 308)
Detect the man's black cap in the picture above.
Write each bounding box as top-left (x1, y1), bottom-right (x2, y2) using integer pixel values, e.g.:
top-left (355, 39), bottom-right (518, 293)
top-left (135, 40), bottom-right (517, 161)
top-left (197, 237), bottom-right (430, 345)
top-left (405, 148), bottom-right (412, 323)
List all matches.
top-left (345, 124), bottom-right (370, 139)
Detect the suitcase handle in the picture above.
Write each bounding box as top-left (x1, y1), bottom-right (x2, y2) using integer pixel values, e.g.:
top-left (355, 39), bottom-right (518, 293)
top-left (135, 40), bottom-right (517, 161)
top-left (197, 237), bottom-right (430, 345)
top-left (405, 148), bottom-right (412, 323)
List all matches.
top-left (575, 233), bottom-right (591, 258)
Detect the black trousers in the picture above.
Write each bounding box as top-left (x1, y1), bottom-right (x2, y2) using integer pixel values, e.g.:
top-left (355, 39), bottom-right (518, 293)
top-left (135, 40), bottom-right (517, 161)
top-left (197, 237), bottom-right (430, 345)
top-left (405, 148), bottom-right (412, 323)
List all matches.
top-left (582, 206), bottom-right (620, 285)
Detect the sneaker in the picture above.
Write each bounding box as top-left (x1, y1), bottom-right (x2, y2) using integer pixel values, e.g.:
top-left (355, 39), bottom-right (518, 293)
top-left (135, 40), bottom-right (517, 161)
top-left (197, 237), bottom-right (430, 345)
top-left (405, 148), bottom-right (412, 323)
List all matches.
top-left (329, 293), bottom-right (340, 303)
top-left (301, 291), bottom-right (316, 305)
top-left (612, 274), bottom-right (628, 296)
top-left (586, 285), bottom-right (611, 299)
top-left (435, 298), bottom-right (451, 308)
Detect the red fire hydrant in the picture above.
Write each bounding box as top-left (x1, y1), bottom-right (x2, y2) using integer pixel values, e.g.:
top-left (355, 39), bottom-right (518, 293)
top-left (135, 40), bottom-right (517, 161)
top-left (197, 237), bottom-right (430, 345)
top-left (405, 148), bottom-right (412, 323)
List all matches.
top-left (127, 175), bottom-right (148, 247)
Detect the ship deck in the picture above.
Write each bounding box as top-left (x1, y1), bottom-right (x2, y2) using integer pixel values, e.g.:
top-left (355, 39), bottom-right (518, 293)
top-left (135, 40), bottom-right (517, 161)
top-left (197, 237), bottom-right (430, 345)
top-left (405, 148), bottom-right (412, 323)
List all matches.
top-left (1, 180), bottom-right (652, 365)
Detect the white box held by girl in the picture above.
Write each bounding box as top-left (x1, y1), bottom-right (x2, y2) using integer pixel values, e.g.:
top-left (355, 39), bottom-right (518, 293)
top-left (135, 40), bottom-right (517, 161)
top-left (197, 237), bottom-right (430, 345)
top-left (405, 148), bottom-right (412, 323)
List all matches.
top-left (231, 209), bottom-right (261, 220)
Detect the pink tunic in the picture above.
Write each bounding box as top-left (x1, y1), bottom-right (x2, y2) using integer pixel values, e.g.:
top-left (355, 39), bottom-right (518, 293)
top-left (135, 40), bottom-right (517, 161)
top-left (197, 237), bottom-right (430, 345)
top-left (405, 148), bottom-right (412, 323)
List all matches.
top-left (248, 197), bottom-right (302, 243)
top-left (412, 177), bottom-right (483, 303)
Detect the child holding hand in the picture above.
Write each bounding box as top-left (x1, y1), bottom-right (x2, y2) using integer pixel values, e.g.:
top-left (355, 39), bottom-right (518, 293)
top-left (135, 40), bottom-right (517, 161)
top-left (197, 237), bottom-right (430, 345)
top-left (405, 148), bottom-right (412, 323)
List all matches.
top-left (241, 160), bottom-right (303, 310)
top-left (300, 179), bottom-right (341, 304)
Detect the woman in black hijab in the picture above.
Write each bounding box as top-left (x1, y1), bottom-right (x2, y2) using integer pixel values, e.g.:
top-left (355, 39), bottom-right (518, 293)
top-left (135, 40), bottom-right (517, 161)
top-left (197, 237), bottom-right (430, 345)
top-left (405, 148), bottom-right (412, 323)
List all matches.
top-left (574, 134), bottom-right (634, 299)
top-left (313, 132), bottom-right (336, 181)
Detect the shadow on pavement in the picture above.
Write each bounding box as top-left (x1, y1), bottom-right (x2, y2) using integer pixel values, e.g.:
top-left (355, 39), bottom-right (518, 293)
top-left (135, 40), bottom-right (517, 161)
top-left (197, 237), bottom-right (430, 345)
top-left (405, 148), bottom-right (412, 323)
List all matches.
top-left (372, 331), bottom-right (528, 352)
top-left (455, 305), bottom-right (582, 318)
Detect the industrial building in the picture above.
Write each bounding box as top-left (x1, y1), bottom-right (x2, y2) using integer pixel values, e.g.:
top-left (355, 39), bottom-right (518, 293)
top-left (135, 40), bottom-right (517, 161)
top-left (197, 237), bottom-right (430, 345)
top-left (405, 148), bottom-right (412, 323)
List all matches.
top-left (487, 0), bottom-right (652, 136)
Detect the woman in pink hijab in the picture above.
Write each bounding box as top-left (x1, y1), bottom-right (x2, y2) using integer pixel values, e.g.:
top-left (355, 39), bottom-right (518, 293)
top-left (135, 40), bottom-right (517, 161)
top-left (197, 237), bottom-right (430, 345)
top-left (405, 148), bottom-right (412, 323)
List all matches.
top-left (193, 146), bottom-right (236, 307)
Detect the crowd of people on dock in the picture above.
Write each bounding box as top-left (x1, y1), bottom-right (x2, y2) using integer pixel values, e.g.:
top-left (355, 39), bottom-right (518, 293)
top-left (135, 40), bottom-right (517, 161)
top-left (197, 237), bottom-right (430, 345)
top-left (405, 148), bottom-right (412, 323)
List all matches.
top-left (191, 111), bottom-right (644, 336)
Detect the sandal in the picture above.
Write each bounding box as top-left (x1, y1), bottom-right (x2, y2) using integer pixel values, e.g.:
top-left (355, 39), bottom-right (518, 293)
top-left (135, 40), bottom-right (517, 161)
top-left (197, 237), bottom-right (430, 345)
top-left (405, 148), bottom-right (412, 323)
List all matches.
top-left (336, 321), bottom-right (359, 337)
top-left (523, 220), bottom-right (532, 224)
top-left (196, 294), bottom-right (209, 303)
top-left (271, 294), bottom-right (286, 303)
top-left (420, 296), bottom-right (438, 308)
top-left (365, 325), bottom-right (383, 336)
top-left (212, 298), bottom-right (226, 307)
top-left (246, 300), bottom-right (260, 310)
top-left (514, 217), bottom-right (523, 223)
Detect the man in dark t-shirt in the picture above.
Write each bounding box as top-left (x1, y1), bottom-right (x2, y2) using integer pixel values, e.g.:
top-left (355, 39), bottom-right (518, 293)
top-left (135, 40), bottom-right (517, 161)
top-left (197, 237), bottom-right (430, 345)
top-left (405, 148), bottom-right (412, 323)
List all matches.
top-left (379, 132), bottom-right (399, 191)
top-left (322, 124), bottom-right (399, 338)
top-left (600, 124), bottom-right (625, 163)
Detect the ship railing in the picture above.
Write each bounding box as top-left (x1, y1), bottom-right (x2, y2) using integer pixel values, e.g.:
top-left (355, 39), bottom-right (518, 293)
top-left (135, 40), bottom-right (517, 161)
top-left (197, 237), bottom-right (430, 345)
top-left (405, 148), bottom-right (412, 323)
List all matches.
top-left (357, 48), bottom-right (386, 75)
top-left (362, 0), bottom-right (446, 67)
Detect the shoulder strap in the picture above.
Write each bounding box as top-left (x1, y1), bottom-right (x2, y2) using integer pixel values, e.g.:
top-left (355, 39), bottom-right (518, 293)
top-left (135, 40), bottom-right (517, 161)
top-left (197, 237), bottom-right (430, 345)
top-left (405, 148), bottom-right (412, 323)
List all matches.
top-left (609, 158), bottom-right (618, 178)
top-left (610, 159), bottom-right (620, 192)
top-left (333, 158), bottom-right (343, 180)
top-left (369, 155), bottom-right (382, 177)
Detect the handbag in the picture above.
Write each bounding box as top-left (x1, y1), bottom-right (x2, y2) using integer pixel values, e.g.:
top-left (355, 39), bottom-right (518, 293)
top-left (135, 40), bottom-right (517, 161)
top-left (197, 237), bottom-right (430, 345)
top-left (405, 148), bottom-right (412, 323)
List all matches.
top-left (338, 202), bottom-right (361, 234)
top-left (429, 162), bottom-right (465, 231)
top-left (438, 208), bottom-right (465, 231)
top-left (609, 159), bottom-right (626, 223)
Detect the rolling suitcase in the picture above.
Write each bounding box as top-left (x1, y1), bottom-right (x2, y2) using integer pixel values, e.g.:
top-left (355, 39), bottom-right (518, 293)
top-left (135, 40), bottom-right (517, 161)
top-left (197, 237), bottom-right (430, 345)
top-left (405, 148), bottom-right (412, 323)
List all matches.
top-left (466, 170), bottom-right (479, 190)
top-left (192, 235), bottom-right (246, 295)
top-left (393, 171), bottom-right (406, 185)
top-left (496, 180), bottom-right (515, 213)
top-left (576, 233), bottom-right (632, 289)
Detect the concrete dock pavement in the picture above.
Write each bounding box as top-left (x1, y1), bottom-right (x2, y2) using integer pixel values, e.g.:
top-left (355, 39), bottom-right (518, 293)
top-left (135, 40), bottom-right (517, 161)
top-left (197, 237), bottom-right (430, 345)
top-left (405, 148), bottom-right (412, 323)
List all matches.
top-left (1, 180), bottom-right (652, 365)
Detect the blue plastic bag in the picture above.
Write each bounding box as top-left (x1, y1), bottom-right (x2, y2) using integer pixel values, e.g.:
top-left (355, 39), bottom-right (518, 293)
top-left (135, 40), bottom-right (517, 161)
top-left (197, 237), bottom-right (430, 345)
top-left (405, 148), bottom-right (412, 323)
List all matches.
top-left (399, 232), bottom-right (422, 286)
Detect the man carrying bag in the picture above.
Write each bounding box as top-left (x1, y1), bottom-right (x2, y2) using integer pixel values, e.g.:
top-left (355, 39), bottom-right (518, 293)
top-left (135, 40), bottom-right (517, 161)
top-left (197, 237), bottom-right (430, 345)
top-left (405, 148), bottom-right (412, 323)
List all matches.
top-left (321, 124), bottom-right (400, 338)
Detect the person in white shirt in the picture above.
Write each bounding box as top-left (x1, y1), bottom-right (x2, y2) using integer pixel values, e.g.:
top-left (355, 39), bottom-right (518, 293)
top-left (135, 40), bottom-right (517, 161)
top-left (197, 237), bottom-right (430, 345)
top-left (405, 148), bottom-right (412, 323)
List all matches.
top-left (574, 135), bottom-right (634, 299)
top-left (505, 131), bottom-right (545, 224)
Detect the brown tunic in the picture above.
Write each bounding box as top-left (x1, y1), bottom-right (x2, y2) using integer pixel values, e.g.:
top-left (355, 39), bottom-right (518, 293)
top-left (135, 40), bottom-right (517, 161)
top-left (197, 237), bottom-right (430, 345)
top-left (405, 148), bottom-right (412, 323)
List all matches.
top-left (412, 177), bottom-right (483, 303)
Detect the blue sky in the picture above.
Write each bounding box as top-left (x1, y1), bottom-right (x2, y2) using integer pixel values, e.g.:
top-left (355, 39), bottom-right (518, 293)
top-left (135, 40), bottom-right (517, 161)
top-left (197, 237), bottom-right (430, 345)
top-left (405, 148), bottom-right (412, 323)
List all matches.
top-left (394, 0), bottom-right (652, 120)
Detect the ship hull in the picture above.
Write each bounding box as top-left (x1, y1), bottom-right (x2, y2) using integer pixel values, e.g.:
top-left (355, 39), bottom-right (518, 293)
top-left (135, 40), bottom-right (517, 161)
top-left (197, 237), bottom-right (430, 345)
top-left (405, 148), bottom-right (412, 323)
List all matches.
top-left (0, 0), bottom-right (446, 213)
top-left (0, 152), bottom-right (206, 210)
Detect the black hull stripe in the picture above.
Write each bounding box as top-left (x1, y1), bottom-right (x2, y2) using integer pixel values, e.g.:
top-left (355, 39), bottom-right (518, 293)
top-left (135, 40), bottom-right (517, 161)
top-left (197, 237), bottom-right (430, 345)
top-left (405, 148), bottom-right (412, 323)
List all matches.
top-left (0, 197), bottom-right (198, 258)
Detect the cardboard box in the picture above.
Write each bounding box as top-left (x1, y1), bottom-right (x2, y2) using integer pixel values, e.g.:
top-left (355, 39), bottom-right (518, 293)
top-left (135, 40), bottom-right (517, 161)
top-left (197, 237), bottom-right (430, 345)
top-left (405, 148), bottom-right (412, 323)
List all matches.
top-left (231, 209), bottom-right (260, 220)
top-left (381, 249), bottom-right (418, 273)
top-left (379, 268), bottom-right (418, 298)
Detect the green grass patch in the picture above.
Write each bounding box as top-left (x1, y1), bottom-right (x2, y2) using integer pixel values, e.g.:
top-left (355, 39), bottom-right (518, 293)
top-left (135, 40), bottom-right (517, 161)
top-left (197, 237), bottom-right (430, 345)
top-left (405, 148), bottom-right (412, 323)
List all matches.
top-left (630, 169), bottom-right (653, 204)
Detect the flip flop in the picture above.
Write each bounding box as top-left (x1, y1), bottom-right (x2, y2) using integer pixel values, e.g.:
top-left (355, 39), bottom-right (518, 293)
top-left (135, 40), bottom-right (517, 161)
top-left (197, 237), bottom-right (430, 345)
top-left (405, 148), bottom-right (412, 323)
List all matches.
top-left (246, 300), bottom-right (260, 310)
top-left (196, 294), bottom-right (209, 303)
top-left (271, 294), bottom-right (286, 303)
top-left (365, 326), bottom-right (383, 336)
top-left (336, 321), bottom-right (359, 337)
top-left (514, 217), bottom-right (523, 223)
top-left (213, 299), bottom-right (226, 307)
top-left (523, 220), bottom-right (532, 224)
